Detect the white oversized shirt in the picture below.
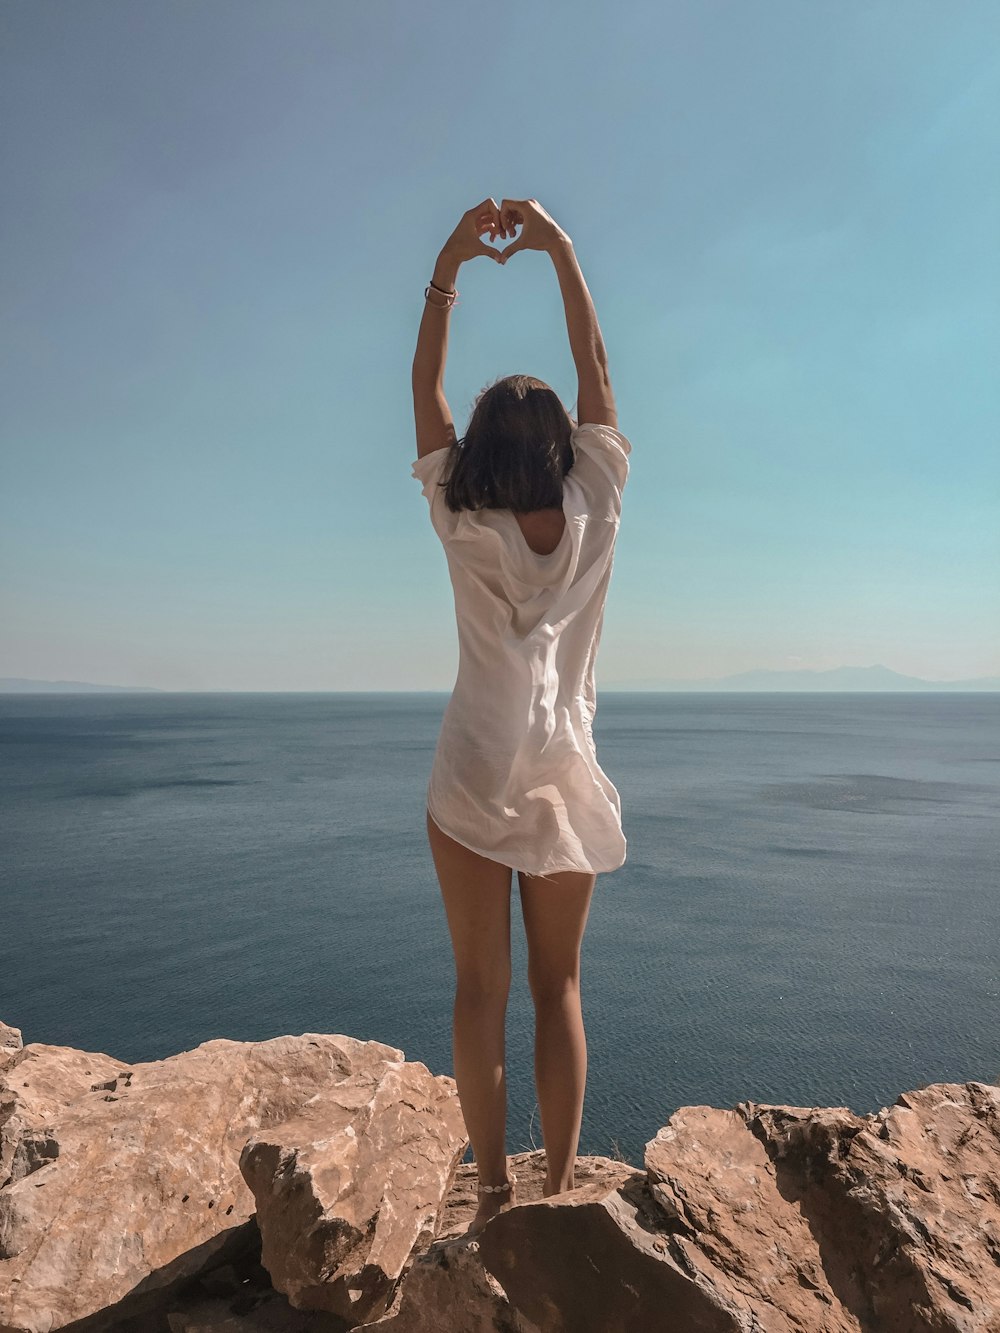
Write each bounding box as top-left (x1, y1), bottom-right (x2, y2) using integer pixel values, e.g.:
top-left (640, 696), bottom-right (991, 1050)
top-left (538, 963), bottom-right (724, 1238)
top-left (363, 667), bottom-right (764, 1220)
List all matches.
top-left (412, 422), bottom-right (630, 878)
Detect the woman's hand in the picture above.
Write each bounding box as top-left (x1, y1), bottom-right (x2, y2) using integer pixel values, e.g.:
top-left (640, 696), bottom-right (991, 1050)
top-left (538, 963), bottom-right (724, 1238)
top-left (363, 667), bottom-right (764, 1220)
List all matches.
top-left (441, 198), bottom-right (506, 266)
top-left (496, 199), bottom-right (571, 263)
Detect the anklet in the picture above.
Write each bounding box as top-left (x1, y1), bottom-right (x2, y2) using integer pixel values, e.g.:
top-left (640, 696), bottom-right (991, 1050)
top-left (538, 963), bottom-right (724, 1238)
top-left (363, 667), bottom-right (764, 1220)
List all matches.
top-left (477, 1171), bottom-right (516, 1195)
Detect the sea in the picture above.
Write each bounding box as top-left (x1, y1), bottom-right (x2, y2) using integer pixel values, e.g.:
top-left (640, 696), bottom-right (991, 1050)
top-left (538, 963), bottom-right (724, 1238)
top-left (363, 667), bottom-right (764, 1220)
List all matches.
top-left (1, 691), bottom-right (997, 1168)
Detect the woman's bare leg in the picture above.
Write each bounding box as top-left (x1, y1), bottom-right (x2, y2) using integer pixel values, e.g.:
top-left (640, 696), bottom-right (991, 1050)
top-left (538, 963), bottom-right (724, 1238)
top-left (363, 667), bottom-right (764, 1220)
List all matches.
top-left (426, 809), bottom-right (515, 1229)
top-left (517, 866), bottom-right (596, 1196)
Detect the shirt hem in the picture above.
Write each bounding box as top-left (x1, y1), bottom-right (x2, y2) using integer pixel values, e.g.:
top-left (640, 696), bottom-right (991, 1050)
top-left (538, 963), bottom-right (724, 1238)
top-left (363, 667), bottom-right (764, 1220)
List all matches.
top-left (426, 799), bottom-right (625, 877)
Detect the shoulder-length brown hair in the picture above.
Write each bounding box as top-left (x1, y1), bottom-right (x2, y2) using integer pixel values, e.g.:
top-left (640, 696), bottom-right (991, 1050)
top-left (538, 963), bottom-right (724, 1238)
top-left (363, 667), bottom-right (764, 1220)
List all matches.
top-left (438, 374), bottom-right (577, 514)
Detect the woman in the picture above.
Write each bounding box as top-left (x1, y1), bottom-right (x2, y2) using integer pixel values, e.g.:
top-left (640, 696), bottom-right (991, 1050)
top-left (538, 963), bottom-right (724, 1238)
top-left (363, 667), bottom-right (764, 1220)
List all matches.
top-left (411, 197), bottom-right (630, 1240)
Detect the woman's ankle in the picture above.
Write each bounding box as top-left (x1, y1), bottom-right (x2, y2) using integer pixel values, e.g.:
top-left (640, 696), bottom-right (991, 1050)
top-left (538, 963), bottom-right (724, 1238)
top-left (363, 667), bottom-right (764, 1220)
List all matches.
top-left (543, 1175), bottom-right (574, 1197)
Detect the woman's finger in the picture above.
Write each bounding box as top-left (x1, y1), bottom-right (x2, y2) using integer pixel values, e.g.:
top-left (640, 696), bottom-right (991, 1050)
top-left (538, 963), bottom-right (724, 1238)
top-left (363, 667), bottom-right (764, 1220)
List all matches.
top-left (472, 197), bottom-right (503, 235)
top-left (491, 199), bottom-right (505, 237)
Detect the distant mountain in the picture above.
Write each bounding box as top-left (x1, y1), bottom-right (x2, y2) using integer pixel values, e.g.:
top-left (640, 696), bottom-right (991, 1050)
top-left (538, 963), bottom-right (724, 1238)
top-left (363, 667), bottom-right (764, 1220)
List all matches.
top-left (603, 664), bottom-right (1000, 692)
top-left (0, 678), bottom-right (164, 694)
top-left (3, 666), bottom-right (997, 694)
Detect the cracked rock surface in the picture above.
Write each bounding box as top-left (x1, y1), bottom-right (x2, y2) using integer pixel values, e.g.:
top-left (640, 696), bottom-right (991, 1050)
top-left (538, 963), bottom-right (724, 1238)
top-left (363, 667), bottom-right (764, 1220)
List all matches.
top-left (2, 1013), bottom-right (997, 1333)
top-left (0, 1031), bottom-right (463, 1333)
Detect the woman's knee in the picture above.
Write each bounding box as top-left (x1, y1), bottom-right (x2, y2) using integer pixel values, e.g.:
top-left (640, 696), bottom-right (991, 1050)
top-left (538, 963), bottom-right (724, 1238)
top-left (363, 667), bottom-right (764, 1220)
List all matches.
top-left (527, 967), bottom-right (581, 1008)
top-left (455, 968), bottom-right (512, 1008)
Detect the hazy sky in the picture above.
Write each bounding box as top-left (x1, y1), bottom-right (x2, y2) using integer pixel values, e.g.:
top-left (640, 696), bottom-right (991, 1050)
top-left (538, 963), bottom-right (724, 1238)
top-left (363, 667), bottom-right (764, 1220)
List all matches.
top-left (2, 0), bottom-right (998, 690)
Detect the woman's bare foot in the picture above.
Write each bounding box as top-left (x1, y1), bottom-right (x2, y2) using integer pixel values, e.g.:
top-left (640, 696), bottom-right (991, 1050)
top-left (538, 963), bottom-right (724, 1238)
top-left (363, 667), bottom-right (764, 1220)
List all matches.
top-left (464, 1173), bottom-right (517, 1240)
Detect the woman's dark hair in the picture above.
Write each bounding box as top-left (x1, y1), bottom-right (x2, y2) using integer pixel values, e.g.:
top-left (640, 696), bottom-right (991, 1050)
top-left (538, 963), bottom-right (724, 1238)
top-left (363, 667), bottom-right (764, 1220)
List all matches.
top-left (438, 374), bottom-right (577, 513)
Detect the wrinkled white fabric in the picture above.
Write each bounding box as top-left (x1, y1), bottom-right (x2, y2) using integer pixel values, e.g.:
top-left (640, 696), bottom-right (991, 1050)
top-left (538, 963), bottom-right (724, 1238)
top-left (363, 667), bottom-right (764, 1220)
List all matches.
top-left (412, 422), bottom-right (630, 877)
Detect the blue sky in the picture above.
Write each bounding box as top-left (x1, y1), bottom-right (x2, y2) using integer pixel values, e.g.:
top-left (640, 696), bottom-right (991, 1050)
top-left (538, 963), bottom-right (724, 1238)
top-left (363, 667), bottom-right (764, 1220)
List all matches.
top-left (2, 0), bottom-right (997, 689)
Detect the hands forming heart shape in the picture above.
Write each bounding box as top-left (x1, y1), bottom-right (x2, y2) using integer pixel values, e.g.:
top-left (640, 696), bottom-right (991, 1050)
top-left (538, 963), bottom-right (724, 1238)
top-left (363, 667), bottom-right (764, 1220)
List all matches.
top-left (444, 196), bottom-right (567, 267)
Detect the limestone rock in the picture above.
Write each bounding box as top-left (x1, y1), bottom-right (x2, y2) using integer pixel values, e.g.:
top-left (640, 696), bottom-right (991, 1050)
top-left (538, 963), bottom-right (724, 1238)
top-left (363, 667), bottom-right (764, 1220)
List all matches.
top-left (476, 1165), bottom-right (737, 1332)
top-left (359, 1152), bottom-right (636, 1333)
top-left (738, 1082), bottom-right (1000, 1329)
top-left (2, 1009), bottom-right (996, 1333)
top-left (0, 1022), bottom-right (22, 1074)
top-left (0, 1033), bottom-right (430, 1333)
top-left (161, 1238), bottom-right (348, 1332)
top-left (361, 1235), bottom-right (530, 1333)
top-left (0, 1041), bottom-right (124, 1188)
top-left (239, 1059), bottom-right (468, 1324)
top-left (393, 1082), bottom-right (1000, 1332)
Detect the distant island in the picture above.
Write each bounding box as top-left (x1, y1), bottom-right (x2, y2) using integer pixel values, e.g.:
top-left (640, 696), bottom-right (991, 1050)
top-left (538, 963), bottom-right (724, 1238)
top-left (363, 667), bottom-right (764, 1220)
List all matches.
top-left (0, 678), bottom-right (165, 694)
top-left (603, 664), bottom-right (1000, 692)
top-left (2, 665), bottom-right (998, 693)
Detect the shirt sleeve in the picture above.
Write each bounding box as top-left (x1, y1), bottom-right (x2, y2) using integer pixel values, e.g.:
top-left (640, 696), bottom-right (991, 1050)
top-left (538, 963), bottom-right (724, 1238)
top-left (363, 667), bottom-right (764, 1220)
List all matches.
top-left (411, 446), bottom-right (460, 542)
top-left (411, 445), bottom-right (450, 496)
top-left (569, 423), bottom-right (631, 514)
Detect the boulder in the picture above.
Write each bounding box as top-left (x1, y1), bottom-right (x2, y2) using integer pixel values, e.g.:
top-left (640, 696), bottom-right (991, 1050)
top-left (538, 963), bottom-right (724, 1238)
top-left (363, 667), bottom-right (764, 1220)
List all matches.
top-left (0, 1041), bottom-right (123, 1188)
top-left (0, 1033), bottom-right (457, 1333)
top-left (735, 1082), bottom-right (1000, 1328)
top-left (459, 1081), bottom-right (1000, 1332)
top-left (359, 1153), bottom-right (635, 1332)
top-left (0, 1023), bottom-right (22, 1074)
top-left (2, 1009), bottom-right (996, 1333)
top-left (238, 1059), bottom-right (468, 1323)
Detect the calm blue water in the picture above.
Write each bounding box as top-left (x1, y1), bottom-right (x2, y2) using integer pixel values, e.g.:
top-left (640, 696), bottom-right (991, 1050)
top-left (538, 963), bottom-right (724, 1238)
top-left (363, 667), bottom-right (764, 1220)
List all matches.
top-left (1, 692), bottom-right (997, 1166)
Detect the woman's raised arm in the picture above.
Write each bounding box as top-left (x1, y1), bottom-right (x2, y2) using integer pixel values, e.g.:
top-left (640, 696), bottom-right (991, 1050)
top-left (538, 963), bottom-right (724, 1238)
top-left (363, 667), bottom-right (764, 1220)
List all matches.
top-left (498, 199), bottom-right (618, 430)
top-left (412, 199), bottom-right (505, 396)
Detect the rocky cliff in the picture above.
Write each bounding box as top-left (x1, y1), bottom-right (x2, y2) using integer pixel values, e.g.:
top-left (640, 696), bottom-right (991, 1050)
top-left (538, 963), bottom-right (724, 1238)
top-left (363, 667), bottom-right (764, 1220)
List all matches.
top-left (1, 1018), bottom-right (997, 1332)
